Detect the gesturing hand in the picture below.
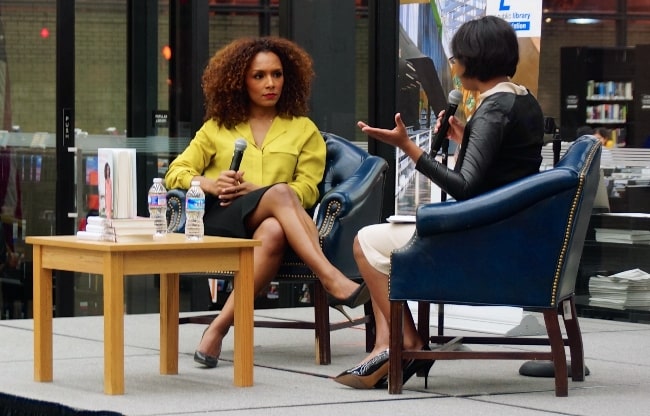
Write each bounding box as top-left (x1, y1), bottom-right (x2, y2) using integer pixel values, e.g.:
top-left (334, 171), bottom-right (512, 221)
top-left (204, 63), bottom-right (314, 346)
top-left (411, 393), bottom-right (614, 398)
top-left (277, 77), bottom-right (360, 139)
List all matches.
top-left (357, 113), bottom-right (411, 149)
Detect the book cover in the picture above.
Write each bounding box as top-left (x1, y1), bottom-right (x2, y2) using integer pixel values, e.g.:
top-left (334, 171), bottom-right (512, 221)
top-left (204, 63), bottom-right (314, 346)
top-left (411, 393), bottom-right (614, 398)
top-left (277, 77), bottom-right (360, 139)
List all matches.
top-left (97, 148), bottom-right (137, 219)
top-left (98, 149), bottom-right (114, 219)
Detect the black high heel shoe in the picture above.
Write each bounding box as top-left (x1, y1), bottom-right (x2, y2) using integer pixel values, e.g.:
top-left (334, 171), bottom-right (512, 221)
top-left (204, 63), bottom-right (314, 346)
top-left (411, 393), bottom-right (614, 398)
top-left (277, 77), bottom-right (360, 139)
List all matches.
top-left (333, 349), bottom-right (389, 389)
top-left (194, 350), bottom-right (219, 368)
top-left (327, 282), bottom-right (371, 322)
top-left (194, 328), bottom-right (219, 368)
top-left (402, 346), bottom-right (434, 388)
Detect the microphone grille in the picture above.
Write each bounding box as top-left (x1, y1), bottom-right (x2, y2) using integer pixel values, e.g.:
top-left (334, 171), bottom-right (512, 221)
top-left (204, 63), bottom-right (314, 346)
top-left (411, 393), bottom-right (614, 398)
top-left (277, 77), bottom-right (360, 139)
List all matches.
top-left (448, 89), bottom-right (463, 105)
top-left (234, 138), bottom-right (248, 151)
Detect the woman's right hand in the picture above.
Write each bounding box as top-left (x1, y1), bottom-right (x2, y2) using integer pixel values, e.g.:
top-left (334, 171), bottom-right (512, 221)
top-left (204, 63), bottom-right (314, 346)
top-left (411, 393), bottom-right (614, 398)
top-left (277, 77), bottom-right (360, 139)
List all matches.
top-left (357, 113), bottom-right (411, 148)
top-left (211, 170), bottom-right (258, 206)
top-left (434, 110), bottom-right (465, 145)
top-left (198, 171), bottom-right (238, 197)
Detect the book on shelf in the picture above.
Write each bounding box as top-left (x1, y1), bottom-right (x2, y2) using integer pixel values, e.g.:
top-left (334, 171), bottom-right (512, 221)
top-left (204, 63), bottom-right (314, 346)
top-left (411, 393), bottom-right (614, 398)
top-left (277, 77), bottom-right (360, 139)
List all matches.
top-left (594, 228), bottom-right (650, 244)
top-left (589, 268), bottom-right (650, 311)
top-left (98, 148), bottom-right (137, 219)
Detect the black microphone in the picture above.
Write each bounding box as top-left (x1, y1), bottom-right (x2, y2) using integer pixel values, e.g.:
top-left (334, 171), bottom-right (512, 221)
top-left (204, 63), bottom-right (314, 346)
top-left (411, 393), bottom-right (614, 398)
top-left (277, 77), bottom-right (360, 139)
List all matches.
top-left (229, 138), bottom-right (248, 171)
top-left (431, 89), bottom-right (463, 154)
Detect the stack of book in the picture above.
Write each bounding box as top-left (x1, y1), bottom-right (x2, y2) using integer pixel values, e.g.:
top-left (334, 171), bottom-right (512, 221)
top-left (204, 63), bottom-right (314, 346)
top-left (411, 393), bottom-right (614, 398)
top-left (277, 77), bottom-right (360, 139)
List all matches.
top-left (594, 228), bottom-right (650, 244)
top-left (77, 216), bottom-right (156, 242)
top-left (589, 268), bottom-right (650, 310)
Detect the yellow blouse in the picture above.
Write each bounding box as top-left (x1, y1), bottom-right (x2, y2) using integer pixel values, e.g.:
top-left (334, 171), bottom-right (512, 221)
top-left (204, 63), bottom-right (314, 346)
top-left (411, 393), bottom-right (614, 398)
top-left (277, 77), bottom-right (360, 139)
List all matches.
top-left (165, 116), bottom-right (326, 209)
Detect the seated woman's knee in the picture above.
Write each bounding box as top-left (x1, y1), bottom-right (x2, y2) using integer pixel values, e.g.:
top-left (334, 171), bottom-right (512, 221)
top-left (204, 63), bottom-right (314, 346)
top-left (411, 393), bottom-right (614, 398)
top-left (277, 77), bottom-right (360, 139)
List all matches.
top-left (267, 183), bottom-right (296, 202)
top-left (353, 235), bottom-right (363, 260)
top-left (255, 218), bottom-right (287, 255)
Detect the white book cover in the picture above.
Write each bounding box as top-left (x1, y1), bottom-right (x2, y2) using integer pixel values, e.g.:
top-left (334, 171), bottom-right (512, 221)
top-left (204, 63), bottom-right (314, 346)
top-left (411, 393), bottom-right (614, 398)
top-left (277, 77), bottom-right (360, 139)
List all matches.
top-left (98, 148), bottom-right (137, 219)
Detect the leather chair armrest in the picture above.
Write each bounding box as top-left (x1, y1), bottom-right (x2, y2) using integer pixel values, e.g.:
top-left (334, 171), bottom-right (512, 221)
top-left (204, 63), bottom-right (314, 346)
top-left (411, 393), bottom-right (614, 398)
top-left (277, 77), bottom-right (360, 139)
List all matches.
top-left (316, 155), bottom-right (387, 227)
top-left (316, 156), bottom-right (387, 277)
top-left (415, 168), bottom-right (578, 237)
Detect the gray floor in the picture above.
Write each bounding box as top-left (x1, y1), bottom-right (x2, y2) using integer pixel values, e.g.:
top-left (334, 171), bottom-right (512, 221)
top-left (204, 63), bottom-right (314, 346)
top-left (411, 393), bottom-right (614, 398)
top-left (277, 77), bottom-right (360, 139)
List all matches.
top-left (0, 306), bottom-right (648, 416)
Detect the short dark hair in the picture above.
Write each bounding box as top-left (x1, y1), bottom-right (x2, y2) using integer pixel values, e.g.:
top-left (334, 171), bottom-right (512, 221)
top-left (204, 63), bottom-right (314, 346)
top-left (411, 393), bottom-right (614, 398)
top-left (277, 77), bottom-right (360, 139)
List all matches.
top-left (576, 125), bottom-right (594, 138)
top-left (450, 15), bottom-right (519, 82)
top-left (595, 127), bottom-right (609, 138)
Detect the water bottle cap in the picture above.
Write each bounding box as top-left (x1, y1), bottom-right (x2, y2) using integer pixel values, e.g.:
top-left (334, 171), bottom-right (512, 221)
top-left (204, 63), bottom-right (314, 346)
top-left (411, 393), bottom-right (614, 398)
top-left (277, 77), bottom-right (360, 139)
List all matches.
top-left (153, 178), bottom-right (163, 183)
top-left (191, 180), bottom-right (200, 186)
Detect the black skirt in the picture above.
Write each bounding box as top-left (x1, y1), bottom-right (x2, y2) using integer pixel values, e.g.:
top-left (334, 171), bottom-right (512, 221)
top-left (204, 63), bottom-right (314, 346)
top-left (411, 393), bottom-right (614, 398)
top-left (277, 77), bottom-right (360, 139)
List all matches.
top-left (202, 185), bottom-right (273, 239)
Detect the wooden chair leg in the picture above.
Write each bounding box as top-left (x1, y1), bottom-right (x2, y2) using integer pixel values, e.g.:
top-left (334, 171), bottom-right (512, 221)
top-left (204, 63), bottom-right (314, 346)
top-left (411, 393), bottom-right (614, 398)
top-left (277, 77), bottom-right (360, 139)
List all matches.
top-left (389, 300), bottom-right (405, 394)
top-left (437, 303), bottom-right (445, 336)
top-left (543, 309), bottom-right (568, 397)
top-left (416, 302), bottom-right (430, 378)
top-left (364, 300), bottom-right (375, 353)
top-left (417, 301), bottom-right (430, 343)
top-left (561, 297), bottom-right (586, 381)
top-left (313, 281), bottom-right (331, 365)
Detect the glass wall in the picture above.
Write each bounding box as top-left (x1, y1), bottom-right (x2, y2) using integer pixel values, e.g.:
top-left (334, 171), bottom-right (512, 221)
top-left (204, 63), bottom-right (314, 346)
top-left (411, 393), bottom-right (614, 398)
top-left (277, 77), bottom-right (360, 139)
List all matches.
top-left (0, 0), bottom-right (369, 318)
top-left (1, 0), bottom-right (649, 320)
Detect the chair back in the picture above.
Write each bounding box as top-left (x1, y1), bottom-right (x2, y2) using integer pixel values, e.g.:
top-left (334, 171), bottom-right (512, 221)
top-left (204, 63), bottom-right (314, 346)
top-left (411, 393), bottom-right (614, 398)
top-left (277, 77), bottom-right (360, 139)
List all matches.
top-left (552, 135), bottom-right (602, 302)
top-left (315, 132), bottom-right (388, 277)
top-left (389, 135), bottom-right (601, 309)
top-left (319, 132), bottom-right (373, 196)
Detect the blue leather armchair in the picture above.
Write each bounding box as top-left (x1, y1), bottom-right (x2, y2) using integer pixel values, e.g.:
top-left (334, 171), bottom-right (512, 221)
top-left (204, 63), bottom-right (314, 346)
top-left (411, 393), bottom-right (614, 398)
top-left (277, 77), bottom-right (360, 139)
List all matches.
top-left (388, 135), bottom-right (601, 396)
top-left (167, 131), bottom-right (388, 364)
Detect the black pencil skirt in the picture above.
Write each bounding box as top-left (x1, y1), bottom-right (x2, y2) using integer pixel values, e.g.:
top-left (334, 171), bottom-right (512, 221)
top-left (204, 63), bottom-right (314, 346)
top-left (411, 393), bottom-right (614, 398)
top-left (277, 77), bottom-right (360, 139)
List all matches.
top-left (202, 185), bottom-right (273, 239)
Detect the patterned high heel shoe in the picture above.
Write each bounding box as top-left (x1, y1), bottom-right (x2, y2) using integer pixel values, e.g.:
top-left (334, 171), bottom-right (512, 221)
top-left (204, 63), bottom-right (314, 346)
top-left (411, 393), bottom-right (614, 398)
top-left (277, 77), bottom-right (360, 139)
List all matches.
top-left (327, 282), bottom-right (370, 322)
top-left (333, 349), bottom-right (390, 389)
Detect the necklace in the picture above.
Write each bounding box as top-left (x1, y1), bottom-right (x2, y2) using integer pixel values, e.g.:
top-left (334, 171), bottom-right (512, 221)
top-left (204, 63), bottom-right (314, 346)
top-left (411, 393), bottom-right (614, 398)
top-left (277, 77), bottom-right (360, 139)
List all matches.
top-left (251, 114), bottom-right (276, 123)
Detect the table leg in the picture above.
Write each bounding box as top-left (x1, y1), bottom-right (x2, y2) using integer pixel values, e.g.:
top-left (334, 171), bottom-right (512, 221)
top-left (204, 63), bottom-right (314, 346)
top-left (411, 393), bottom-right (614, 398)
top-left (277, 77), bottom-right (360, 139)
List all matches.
top-left (233, 247), bottom-right (254, 387)
top-left (103, 253), bottom-right (125, 395)
top-left (33, 245), bottom-right (53, 382)
top-left (160, 272), bottom-right (179, 374)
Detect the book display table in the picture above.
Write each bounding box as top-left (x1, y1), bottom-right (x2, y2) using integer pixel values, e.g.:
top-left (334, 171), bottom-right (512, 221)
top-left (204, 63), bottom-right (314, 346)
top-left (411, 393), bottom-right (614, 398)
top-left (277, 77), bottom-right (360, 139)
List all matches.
top-left (26, 234), bottom-right (260, 395)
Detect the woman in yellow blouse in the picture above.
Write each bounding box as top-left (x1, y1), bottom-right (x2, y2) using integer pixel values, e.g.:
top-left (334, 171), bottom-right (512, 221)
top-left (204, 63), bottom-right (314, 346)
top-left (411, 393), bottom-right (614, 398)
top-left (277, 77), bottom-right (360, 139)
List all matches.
top-left (165, 36), bottom-right (369, 368)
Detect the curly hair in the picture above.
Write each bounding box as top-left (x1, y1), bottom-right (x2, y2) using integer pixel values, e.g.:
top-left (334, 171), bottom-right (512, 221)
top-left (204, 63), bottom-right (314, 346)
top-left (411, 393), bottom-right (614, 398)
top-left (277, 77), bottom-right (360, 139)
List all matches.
top-left (201, 36), bottom-right (315, 129)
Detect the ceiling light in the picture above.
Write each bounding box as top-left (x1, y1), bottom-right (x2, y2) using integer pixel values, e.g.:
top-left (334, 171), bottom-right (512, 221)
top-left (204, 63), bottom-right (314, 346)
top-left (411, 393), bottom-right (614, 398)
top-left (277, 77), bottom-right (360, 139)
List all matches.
top-left (567, 18), bottom-right (601, 24)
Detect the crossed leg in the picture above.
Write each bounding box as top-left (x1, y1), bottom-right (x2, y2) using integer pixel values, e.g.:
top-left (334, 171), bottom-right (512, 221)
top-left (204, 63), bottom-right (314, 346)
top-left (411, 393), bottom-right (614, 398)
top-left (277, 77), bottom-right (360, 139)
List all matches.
top-left (196, 184), bottom-right (361, 359)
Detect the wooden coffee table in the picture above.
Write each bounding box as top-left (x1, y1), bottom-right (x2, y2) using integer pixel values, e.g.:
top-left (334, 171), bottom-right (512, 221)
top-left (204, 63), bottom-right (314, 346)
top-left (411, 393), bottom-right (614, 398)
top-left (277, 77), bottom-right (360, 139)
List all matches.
top-left (27, 234), bottom-right (260, 395)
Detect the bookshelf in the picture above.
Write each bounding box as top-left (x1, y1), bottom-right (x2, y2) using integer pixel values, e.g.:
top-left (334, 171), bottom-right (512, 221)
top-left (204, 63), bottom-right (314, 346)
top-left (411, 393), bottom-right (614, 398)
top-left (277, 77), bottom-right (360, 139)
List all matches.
top-left (577, 214), bottom-right (650, 322)
top-left (560, 45), bottom-right (650, 148)
top-left (585, 80), bottom-right (632, 146)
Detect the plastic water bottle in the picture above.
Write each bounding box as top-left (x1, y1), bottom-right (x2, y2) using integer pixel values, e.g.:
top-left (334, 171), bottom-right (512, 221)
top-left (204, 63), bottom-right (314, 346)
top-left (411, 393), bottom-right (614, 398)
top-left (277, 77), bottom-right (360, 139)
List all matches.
top-left (185, 180), bottom-right (205, 240)
top-left (148, 178), bottom-right (168, 237)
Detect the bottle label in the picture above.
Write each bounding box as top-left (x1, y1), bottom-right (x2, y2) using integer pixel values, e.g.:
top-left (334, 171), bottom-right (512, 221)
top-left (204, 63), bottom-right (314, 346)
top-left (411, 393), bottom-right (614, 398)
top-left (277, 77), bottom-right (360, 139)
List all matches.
top-left (186, 197), bottom-right (205, 211)
top-left (148, 195), bottom-right (167, 207)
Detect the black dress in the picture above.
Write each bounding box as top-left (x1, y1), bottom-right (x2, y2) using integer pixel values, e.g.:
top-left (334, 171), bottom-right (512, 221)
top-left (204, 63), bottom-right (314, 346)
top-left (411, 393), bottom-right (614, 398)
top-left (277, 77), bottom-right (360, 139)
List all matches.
top-left (202, 185), bottom-right (273, 238)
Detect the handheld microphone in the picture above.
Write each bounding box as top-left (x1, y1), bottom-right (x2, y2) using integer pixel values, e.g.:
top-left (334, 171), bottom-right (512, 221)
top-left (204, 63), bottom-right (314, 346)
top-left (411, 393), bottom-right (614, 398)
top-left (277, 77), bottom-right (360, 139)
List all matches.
top-left (229, 138), bottom-right (248, 171)
top-left (431, 89), bottom-right (463, 154)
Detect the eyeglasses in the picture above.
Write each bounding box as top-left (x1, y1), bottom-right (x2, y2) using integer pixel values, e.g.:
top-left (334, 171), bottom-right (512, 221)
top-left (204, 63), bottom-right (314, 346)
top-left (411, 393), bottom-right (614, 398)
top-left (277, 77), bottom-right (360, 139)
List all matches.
top-left (448, 56), bottom-right (457, 65)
